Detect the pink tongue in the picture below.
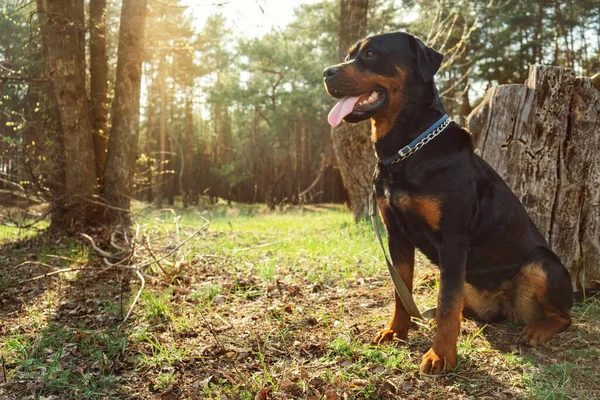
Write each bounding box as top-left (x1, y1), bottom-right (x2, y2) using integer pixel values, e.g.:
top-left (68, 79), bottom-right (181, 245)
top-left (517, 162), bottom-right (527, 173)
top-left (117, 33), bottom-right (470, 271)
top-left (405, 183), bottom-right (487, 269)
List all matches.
top-left (327, 96), bottom-right (361, 126)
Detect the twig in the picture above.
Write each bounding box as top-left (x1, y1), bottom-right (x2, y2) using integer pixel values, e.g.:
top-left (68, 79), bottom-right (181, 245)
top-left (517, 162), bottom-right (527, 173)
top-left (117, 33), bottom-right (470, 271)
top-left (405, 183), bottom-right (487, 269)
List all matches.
top-left (110, 231), bottom-right (131, 253)
top-left (1, 354), bottom-right (7, 383)
top-left (42, 254), bottom-right (81, 263)
top-left (13, 267), bottom-right (100, 285)
top-left (133, 220), bottom-right (209, 271)
top-left (197, 306), bottom-right (247, 385)
top-left (298, 168), bottom-right (326, 203)
top-left (157, 208), bottom-right (181, 235)
top-left (0, 205), bottom-right (55, 230)
top-left (116, 219), bottom-right (209, 330)
top-left (8, 260), bottom-right (56, 274)
top-left (230, 240), bottom-right (283, 253)
top-left (145, 236), bottom-right (168, 275)
top-left (117, 268), bottom-right (145, 333)
top-left (214, 313), bottom-right (233, 329)
top-left (80, 233), bottom-right (123, 259)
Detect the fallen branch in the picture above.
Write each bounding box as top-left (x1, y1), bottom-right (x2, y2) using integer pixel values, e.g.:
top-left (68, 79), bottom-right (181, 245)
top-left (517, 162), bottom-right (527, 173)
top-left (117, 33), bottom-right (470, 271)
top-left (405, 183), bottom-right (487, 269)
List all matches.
top-left (145, 236), bottom-right (168, 275)
top-left (8, 260), bottom-right (56, 274)
top-left (12, 267), bottom-right (106, 286)
top-left (80, 233), bottom-right (124, 259)
top-left (118, 268), bottom-right (145, 333)
top-left (298, 169), bottom-right (325, 203)
top-left (230, 240), bottom-right (283, 253)
top-left (114, 218), bottom-right (210, 331)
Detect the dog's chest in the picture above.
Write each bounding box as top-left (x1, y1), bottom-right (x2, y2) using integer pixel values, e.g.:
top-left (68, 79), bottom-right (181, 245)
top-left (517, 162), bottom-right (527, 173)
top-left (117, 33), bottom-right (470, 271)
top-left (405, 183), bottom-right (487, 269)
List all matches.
top-left (377, 183), bottom-right (441, 231)
top-left (376, 184), bottom-right (442, 261)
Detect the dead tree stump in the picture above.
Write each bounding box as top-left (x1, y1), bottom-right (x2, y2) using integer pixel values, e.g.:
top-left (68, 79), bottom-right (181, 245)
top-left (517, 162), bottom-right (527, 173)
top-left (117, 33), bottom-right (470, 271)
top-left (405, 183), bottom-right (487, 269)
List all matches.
top-left (466, 65), bottom-right (600, 290)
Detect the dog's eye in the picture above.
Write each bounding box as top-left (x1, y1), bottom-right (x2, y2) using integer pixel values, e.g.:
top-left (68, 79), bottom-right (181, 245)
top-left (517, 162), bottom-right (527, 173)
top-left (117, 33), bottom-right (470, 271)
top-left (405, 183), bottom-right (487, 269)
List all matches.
top-left (365, 50), bottom-right (376, 58)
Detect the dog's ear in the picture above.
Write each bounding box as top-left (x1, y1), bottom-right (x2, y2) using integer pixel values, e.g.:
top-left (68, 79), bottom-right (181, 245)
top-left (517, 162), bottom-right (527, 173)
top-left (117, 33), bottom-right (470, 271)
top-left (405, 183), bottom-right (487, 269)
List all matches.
top-left (409, 36), bottom-right (443, 82)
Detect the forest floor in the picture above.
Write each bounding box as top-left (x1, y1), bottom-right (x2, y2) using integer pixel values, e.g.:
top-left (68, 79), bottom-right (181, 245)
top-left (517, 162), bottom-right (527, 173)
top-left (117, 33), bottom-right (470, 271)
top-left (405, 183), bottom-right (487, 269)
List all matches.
top-left (1, 202), bottom-right (599, 400)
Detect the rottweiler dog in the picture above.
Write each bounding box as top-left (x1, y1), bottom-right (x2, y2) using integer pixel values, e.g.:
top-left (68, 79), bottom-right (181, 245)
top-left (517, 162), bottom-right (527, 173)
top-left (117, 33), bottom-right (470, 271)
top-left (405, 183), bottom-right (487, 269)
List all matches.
top-left (323, 32), bottom-right (573, 375)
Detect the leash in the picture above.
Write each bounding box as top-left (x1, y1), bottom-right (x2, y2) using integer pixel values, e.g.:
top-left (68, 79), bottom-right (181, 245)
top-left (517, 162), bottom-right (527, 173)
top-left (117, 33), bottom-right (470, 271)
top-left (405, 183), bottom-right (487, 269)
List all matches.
top-left (370, 114), bottom-right (453, 321)
top-left (369, 186), bottom-right (426, 319)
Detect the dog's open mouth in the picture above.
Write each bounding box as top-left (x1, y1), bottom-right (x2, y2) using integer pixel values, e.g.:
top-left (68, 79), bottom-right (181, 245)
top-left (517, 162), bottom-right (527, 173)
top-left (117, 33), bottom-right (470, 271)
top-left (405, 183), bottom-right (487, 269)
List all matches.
top-left (327, 90), bottom-right (386, 126)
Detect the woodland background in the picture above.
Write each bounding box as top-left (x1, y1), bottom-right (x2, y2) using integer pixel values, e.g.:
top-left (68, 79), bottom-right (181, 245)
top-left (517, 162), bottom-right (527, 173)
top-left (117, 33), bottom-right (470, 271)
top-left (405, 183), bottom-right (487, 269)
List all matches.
top-left (1, 0), bottom-right (599, 227)
top-left (2, 1), bottom-right (600, 399)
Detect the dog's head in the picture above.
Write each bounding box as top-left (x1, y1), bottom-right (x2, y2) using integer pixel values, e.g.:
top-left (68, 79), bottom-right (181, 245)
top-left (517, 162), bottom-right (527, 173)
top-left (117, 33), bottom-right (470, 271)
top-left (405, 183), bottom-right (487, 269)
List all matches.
top-left (323, 32), bottom-right (442, 132)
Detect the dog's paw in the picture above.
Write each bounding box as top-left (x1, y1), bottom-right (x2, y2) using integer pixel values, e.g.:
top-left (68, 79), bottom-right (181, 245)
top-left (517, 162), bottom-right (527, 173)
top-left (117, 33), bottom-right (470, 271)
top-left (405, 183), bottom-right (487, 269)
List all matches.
top-left (419, 347), bottom-right (456, 375)
top-left (521, 323), bottom-right (553, 347)
top-left (371, 327), bottom-right (408, 345)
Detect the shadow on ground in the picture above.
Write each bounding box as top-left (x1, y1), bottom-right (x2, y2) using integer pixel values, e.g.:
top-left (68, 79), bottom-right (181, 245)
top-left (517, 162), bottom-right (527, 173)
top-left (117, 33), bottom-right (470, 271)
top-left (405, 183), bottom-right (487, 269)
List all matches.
top-left (0, 233), bottom-right (134, 399)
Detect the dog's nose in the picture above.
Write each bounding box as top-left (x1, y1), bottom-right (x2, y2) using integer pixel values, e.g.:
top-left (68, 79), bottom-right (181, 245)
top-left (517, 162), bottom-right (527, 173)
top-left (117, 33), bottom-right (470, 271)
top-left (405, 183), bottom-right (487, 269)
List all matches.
top-left (323, 66), bottom-right (338, 78)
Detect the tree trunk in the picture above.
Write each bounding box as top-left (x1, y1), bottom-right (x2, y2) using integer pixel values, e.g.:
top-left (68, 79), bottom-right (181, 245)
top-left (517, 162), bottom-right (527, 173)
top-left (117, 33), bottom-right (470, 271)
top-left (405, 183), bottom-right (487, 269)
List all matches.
top-left (167, 97), bottom-right (175, 206)
top-left (36, 0), bottom-right (98, 231)
top-left (155, 54), bottom-right (167, 208)
top-left (144, 62), bottom-right (155, 203)
top-left (89, 0), bottom-right (109, 179)
top-left (181, 86), bottom-right (194, 207)
top-left (467, 65), bottom-right (600, 290)
top-left (331, 0), bottom-right (375, 220)
top-left (103, 0), bottom-right (147, 226)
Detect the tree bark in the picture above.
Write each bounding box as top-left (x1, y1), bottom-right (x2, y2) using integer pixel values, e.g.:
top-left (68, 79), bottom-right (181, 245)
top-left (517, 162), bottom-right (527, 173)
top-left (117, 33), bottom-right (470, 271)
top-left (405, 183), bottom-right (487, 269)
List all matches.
top-left (89, 0), bottom-right (109, 179)
top-left (181, 86), bottom-right (194, 207)
top-left (155, 53), bottom-right (167, 208)
top-left (467, 65), bottom-right (600, 289)
top-left (36, 0), bottom-right (98, 231)
top-left (331, 0), bottom-right (375, 221)
top-left (144, 62), bottom-right (155, 203)
top-left (103, 0), bottom-right (147, 225)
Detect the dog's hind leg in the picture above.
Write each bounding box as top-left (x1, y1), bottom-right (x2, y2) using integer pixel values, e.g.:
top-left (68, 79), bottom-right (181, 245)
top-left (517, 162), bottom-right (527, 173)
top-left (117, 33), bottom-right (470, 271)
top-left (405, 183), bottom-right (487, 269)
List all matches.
top-left (511, 248), bottom-right (573, 346)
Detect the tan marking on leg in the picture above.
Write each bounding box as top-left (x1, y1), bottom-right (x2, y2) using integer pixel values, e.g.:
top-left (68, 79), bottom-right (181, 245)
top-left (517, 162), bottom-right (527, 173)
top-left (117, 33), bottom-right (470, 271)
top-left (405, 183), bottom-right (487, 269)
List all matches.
top-left (463, 283), bottom-right (503, 321)
top-left (521, 310), bottom-right (572, 346)
top-left (508, 262), bottom-right (546, 324)
top-left (372, 196), bottom-right (415, 344)
top-left (514, 262), bottom-right (572, 346)
top-left (372, 260), bottom-right (414, 344)
top-left (376, 197), bottom-right (392, 226)
top-left (420, 289), bottom-right (463, 375)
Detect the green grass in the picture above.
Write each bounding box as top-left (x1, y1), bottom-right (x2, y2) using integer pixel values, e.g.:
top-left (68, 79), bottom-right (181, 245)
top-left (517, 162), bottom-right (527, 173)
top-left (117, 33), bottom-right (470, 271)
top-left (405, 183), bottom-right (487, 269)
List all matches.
top-left (527, 362), bottom-right (577, 399)
top-left (0, 220), bottom-right (48, 244)
top-left (2, 324), bottom-right (127, 399)
top-left (152, 371), bottom-right (178, 391)
top-left (326, 335), bottom-right (413, 372)
top-left (191, 282), bottom-right (222, 307)
top-left (134, 330), bottom-right (189, 368)
top-left (572, 295), bottom-right (600, 322)
top-left (141, 203), bottom-right (383, 285)
top-left (2, 201), bottom-right (600, 399)
top-left (139, 288), bottom-right (174, 322)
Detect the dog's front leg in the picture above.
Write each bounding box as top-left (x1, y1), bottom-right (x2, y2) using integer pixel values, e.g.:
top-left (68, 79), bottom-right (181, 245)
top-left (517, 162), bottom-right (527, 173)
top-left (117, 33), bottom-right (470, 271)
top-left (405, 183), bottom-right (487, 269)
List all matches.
top-left (420, 237), bottom-right (467, 375)
top-left (372, 233), bottom-right (415, 344)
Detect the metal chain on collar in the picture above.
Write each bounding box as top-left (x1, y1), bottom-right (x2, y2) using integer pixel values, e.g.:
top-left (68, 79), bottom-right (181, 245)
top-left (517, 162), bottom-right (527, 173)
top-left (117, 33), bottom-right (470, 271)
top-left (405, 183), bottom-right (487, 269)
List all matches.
top-left (389, 117), bottom-right (452, 165)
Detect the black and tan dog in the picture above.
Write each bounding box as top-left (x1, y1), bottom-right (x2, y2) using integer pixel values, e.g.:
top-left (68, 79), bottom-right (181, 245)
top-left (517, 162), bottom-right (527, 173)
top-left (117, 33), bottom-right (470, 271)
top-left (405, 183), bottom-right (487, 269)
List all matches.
top-left (323, 32), bottom-right (573, 375)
